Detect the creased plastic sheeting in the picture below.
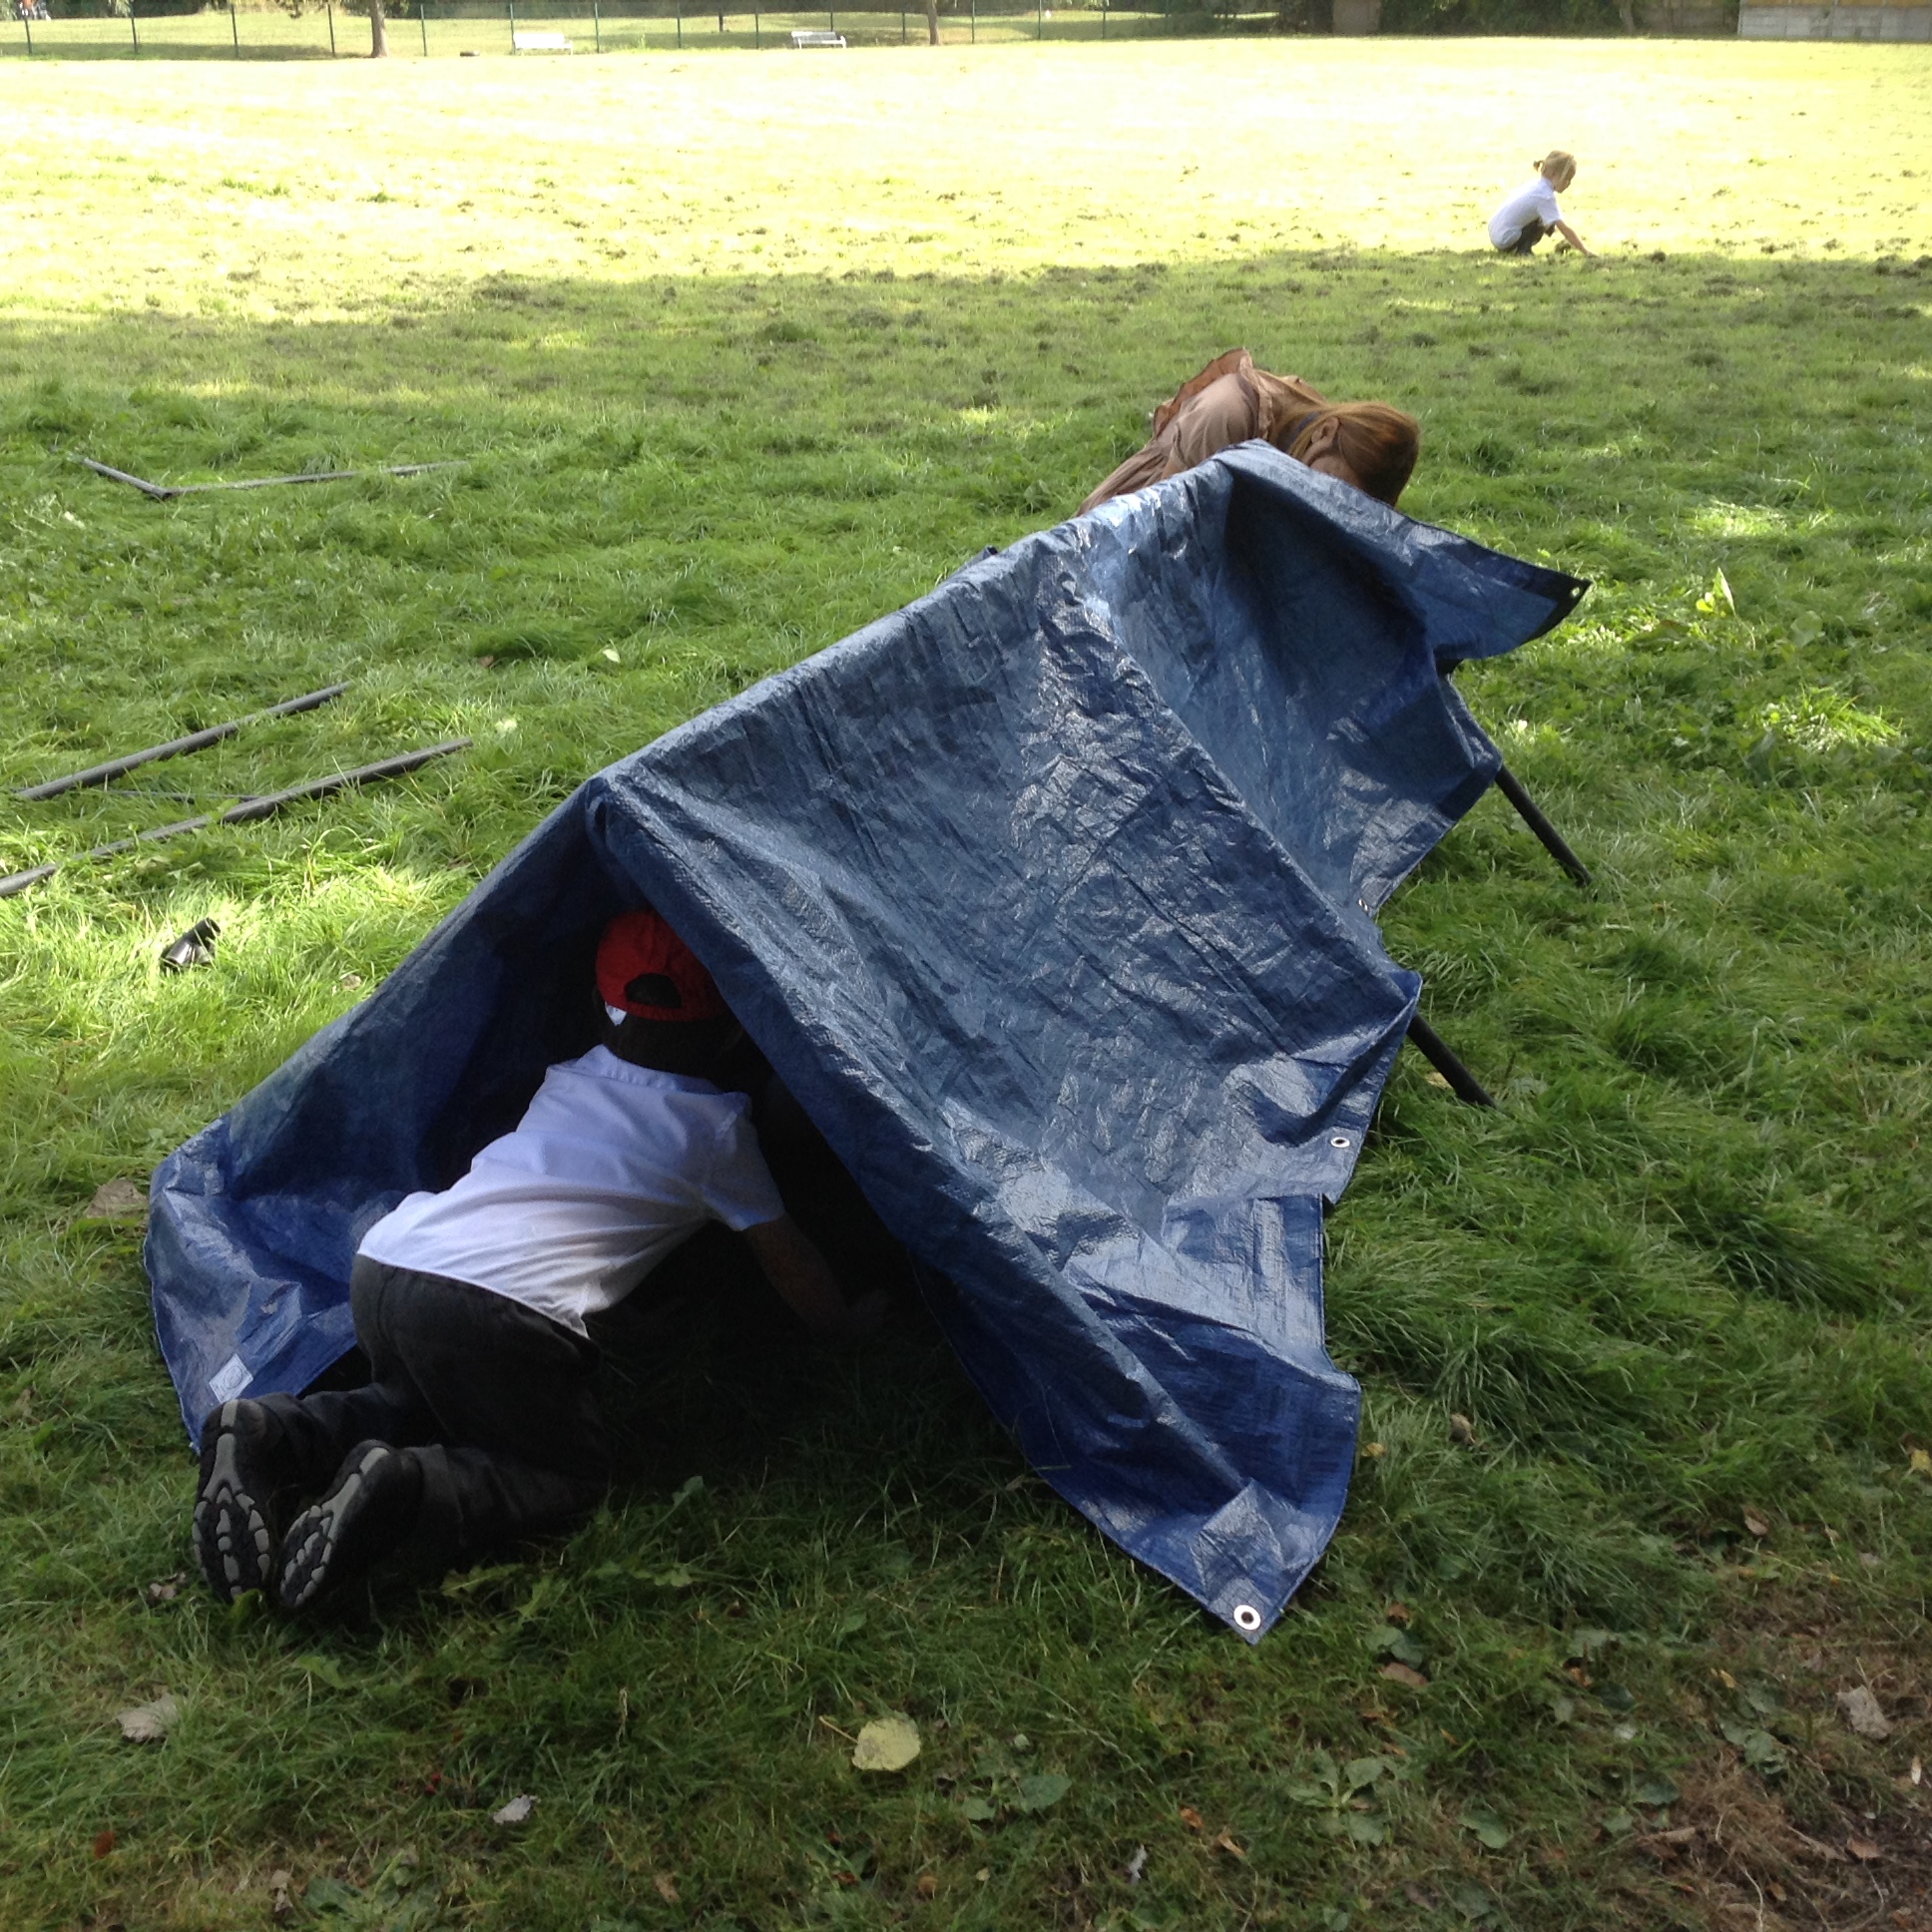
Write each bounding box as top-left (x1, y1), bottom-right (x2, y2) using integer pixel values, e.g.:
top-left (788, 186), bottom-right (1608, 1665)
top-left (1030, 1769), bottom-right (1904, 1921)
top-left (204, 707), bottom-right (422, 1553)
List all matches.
top-left (147, 444), bottom-right (1585, 1640)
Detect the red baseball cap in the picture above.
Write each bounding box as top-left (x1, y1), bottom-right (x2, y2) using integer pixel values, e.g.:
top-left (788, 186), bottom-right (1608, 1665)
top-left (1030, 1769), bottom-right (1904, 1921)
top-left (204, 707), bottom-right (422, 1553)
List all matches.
top-left (596, 910), bottom-right (728, 1023)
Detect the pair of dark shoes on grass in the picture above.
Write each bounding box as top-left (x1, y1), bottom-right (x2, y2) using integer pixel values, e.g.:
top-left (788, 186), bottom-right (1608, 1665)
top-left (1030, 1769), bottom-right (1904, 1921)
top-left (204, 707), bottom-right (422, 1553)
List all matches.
top-left (194, 1399), bottom-right (423, 1610)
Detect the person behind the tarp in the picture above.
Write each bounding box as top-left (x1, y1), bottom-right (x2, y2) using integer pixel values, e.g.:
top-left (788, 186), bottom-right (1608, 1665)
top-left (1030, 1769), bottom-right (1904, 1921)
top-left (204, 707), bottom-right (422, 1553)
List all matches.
top-left (193, 909), bottom-right (886, 1613)
top-left (1079, 348), bottom-right (1421, 517)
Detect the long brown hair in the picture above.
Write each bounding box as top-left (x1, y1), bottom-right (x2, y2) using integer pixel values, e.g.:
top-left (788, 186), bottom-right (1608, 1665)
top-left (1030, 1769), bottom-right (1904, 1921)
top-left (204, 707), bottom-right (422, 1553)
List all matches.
top-left (1285, 403), bottom-right (1421, 508)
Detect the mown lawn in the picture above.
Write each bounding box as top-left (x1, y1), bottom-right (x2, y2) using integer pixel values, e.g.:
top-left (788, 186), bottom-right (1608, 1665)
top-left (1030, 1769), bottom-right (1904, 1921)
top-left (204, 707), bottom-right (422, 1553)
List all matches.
top-left (2, 39), bottom-right (1930, 1932)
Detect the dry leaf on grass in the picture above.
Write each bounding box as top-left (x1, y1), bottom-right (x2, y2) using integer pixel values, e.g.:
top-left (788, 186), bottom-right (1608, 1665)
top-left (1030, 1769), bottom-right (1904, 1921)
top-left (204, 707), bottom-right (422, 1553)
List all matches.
top-left (1380, 1662), bottom-right (1430, 1690)
top-left (1741, 1509), bottom-right (1770, 1539)
top-left (915, 1873), bottom-right (938, 1899)
top-left (146, 1574), bottom-right (184, 1606)
top-left (1835, 1687), bottom-right (1891, 1740)
top-left (1448, 1412), bottom-right (1479, 1446)
top-left (653, 1873), bottom-right (680, 1903)
top-left (116, 1694), bottom-right (179, 1743)
top-left (1123, 1845), bottom-right (1148, 1884)
top-left (1179, 1805), bottom-right (1206, 1831)
top-left (851, 1714), bottom-right (920, 1772)
top-left (83, 1179), bottom-right (147, 1221)
top-left (1847, 1836), bottom-right (1881, 1862)
top-left (491, 1793), bottom-right (537, 1825)
top-left (1212, 1831), bottom-right (1247, 1859)
top-left (268, 1870), bottom-right (293, 1921)
top-left (91, 1828), bottom-right (116, 1858)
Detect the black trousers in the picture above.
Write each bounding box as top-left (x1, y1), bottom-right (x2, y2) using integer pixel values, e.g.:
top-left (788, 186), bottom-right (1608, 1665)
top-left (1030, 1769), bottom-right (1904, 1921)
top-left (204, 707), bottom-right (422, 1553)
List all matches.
top-left (1498, 218), bottom-right (1553, 256)
top-left (254, 1256), bottom-right (610, 1570)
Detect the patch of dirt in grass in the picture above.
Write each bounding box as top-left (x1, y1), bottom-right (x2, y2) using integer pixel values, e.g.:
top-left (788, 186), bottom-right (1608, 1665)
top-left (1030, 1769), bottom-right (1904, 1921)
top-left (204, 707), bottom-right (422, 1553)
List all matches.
top-left (1640, 1581), bottom-right (1932, 1931)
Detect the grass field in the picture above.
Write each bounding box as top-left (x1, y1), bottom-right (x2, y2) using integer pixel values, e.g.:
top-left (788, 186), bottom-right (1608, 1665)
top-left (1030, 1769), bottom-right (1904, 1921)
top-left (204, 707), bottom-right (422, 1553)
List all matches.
top-left (3, 39), bottom-right (1932, 1932)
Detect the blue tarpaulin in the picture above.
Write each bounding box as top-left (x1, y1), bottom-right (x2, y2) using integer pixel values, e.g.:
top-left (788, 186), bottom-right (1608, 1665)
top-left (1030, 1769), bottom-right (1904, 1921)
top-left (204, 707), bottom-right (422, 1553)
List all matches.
top-left (147, 444), bottom-right (1585, 1640)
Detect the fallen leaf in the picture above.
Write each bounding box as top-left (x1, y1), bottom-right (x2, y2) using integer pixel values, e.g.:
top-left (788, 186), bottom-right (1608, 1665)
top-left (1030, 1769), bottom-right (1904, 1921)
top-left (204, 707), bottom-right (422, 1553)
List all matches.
top-left (1380, 1662), bottom-right (1429, 1690)
top-left (1742, 1509), bottom-right (1770, 1539)
top-left (1837, 1687), bottom-right (1892, 1741)
top-left (1448, 1412), bottom-right (1479, 1446)
top-left (654, 1873), bottom-right (680, 1903)
top-left (1908, 1449), bottom-right (1932, 1479)
top-left (1460, 1804), bottom-right (1511, 1850)
top-left (1635, 1775), bottom-right (1682, 1808)
top-left (491, 1793), bottom-right (537, 1825)
top-left (1013, 1771), bottom-right (1071, 1813)
top-left (476, 654), bottom-right (497, 669)
top-left (959, 1795), bottom-right (997, 1823)
top-left (1179, 1805), bottom-right (1206, 1831)
top-left (601, 648), bottom-right (622, 665)
top-left (92, 1828), bottom-right (116, 1858)
top-left (1212, 1831), bottom-right (1247, 1859)
top-left (915, 1872), bottom-right (937, 1899)
top-left (1848, 1836), bottom-right (1881, 1863)
top-left (1123, 1845), bottom-right (1148, 1885)
top-left (83, 1179), bottom-right (147, 1221)
top-left (145, 1574), bottom-right (184, 1605)
top-left (116, 1693), bottom-right (180, 1743)
top-left (1384, 1600), bottom-right (1412, 1625)
top-left (1911, 1756), bottom-right (1923, 1787)
top-left (851, 1713), bottom-right (920, 1773)
top-left (268, 1870), bottom-right (293, 1921)
top-left (1359, 1441), bottom-right (1387, 1459)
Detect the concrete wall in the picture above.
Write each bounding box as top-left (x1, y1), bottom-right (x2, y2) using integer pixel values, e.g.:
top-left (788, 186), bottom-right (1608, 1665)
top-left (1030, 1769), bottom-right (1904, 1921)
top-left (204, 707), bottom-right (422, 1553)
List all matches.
top-left (1739, 2), bottom-right (1931, 34)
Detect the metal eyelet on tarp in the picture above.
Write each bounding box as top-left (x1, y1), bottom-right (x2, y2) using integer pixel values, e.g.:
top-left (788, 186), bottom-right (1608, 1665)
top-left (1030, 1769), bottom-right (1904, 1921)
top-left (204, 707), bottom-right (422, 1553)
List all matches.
top-left (1329, 1134), bottom-right (1352, 1150)
top-left (1232, 1603), bottom-right (1262, 1633)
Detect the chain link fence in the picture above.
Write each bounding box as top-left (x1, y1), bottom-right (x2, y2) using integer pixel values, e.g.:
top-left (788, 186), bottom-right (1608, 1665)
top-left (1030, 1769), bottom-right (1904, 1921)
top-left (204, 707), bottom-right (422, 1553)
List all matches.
top-left (3, 0), bottom-right (1291, 58)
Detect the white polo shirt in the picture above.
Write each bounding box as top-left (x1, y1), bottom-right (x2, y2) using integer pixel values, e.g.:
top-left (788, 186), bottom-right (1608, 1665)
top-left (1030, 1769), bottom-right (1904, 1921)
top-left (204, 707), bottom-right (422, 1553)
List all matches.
top-left (357, 1046), bottom-right (786, 1334)
top-left (1489, 177), bottom-right (1562, 249)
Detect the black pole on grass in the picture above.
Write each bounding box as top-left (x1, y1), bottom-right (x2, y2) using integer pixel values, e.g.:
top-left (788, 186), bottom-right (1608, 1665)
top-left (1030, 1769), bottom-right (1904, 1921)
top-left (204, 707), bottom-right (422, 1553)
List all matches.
top-left (0, 740), bottom-right (473, 900)
top-left (22, 6), bottom-right (33, 51)
top-left (592, 0), bottom-right (600, 50)
top-left (14, 685), bottom-right (351, 800)
top-left (326, 0), bottom-right (336, 54)
top-left (129, 0), bottom-right (140, 53)
top-left (231, 1), bottom-right (241, 54)
top-left (1493, 763), bottom-right (1593, 887)
top-left (1406, 1013), bottom-right (1497, 1109)
top-left (419, 0), bottom-right (429, 55)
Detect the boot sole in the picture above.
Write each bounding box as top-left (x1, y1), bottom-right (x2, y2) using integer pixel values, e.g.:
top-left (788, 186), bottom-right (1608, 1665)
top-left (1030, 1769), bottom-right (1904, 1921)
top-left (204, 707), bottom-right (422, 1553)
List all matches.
top-left (276, 1442), bottom-right (399, 1613)
top-left (193, 1400), bottom-right (276, 1602)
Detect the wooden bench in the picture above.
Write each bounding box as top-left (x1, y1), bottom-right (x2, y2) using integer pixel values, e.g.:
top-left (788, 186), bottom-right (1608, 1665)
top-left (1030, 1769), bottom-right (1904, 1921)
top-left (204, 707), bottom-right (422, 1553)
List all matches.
top-left (788, 28), bottom-right (847, 44)
top-left (512, 30), bottom-right (573, 50)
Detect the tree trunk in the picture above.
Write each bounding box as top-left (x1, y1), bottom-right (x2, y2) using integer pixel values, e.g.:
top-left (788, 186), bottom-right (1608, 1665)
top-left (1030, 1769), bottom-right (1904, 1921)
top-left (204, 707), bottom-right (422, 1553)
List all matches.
top-left (369, 0), bottom-right (389, 54)
top-left (924, 0), bottom-right (938, 38)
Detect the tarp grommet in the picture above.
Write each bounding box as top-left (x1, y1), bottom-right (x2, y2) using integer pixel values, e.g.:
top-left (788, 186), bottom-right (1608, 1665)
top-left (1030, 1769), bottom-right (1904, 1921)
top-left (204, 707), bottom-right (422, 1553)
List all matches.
top-left (1232, 1603), bottom-right (1262, 1633)
top-left (1328, 1134), bottom-right (1352, 1150)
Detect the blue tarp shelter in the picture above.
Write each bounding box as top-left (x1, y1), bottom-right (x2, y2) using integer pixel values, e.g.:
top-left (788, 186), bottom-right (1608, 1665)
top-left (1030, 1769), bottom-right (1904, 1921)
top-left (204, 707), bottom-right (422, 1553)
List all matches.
top-left (147, 445), bottom-right (1584, 1640)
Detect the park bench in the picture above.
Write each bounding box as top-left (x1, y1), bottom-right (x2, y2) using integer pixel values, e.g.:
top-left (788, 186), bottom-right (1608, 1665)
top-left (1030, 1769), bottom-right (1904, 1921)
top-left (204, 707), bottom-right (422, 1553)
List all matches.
top-left (788, 28), bottom-right (847, 44)
top-left (512, 30), bottom-right (573, 50)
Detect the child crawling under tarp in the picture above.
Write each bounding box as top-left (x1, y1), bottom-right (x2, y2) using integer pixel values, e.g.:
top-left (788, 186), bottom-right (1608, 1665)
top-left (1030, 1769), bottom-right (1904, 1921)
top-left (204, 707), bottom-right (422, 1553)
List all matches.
top-left (193, 909), bottom-right (887, 1612)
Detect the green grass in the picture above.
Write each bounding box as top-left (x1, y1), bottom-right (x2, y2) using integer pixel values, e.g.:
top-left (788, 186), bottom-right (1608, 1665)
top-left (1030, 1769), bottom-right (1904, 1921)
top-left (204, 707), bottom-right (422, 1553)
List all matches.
top-left (3, 40), bottom-right (1932, 1932)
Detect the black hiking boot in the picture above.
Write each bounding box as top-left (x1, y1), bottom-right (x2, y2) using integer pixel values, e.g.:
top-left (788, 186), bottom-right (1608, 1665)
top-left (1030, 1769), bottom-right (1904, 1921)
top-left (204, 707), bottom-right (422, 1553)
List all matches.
top-left (194, 1398), bottom-right (304, 1604)
top-left (275, 1441), bottom-right (424, 1613)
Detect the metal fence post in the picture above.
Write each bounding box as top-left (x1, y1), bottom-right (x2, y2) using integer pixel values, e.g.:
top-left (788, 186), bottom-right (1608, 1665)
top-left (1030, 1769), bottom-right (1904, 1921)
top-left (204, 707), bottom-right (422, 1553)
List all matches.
top-left (753, 5), bottom-right (759, 43)
top-left (969, 0), bottom-right (974, 37)
top-left (419, 0), bottom-right (428, 54)
top-left (506, 0), bottom-right (514, 47)
top-left (326, 0), bottom-right (336, 54)
top-left (1037, 0), bottom-right (1042, 35)
top-left (676, 0), bottom-right (682, 45)
top-left (129, 0), bottom-right (140, 54)
top-left (22, 7), bottom-right (32, 51)
top-left (827, 4), bottom-right (835, 31)
top-left (592, 0), bottom-right (600, 49)
top-left (1101, 0), bottom-right (1106, 35)
top-left (231, 1), bottom-right (241, 54)
top-left (899, 3), bottom-right (905, 37)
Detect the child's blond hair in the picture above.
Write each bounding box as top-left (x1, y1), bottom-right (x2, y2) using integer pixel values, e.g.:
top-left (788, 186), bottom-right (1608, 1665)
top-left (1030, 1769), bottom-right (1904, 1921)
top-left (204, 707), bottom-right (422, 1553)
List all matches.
top-left (1536, 151), bottom-right (1578, 190)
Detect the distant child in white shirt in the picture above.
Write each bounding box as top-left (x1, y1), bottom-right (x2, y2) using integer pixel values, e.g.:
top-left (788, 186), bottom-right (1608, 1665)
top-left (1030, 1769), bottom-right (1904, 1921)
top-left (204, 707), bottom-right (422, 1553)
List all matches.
top-left (194, 909), bottom-right (885, 1611)
top-left (1488, 152), bottom-right (1593, 257)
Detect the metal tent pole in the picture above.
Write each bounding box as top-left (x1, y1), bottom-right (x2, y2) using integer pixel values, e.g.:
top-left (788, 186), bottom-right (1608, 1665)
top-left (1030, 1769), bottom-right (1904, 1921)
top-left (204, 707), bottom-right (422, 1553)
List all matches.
top-left (1494, 763), bottom-right (1593, 887)
top-left (1406, 1013), bottom-right (1496, 1109)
